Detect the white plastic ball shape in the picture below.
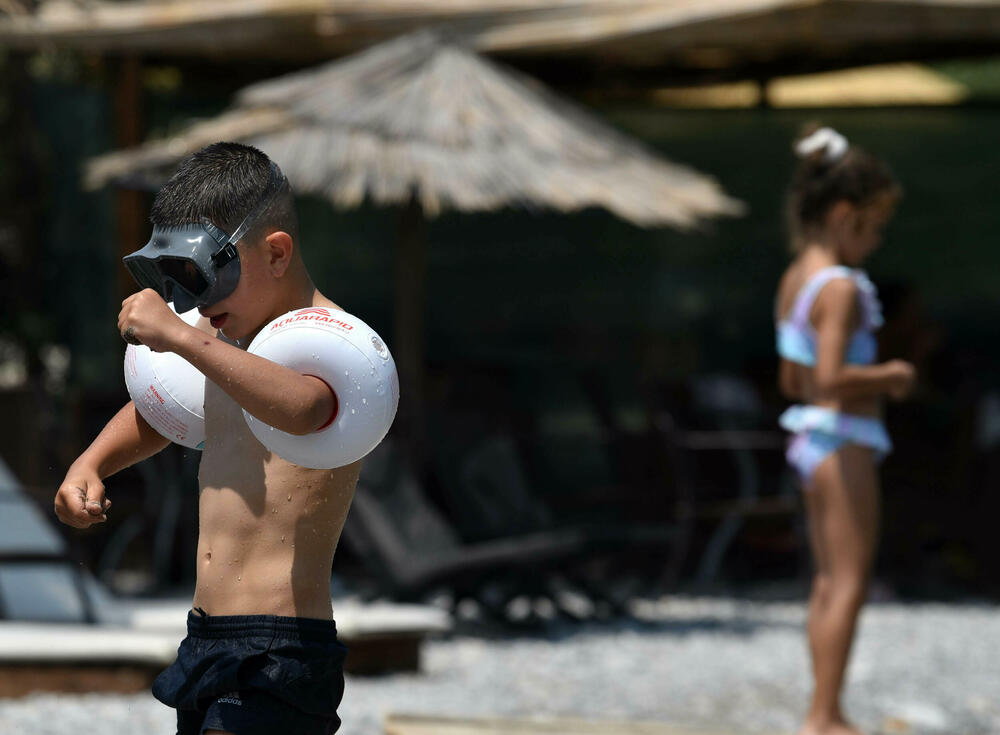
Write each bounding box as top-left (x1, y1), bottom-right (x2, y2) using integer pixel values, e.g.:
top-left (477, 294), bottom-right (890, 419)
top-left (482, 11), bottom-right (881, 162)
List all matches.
top-left (124, 304), bottom-right (206, 450)
top-left (242, 307), bottom-right (399, 469)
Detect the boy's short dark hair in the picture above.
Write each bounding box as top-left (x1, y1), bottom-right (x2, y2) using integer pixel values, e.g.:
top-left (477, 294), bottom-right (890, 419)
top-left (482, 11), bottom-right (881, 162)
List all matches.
top-left (150, 142), bottom-right (298, 244)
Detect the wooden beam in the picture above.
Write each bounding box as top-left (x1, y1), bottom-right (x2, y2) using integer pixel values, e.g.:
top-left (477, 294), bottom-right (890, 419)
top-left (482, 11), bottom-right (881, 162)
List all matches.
top-left (3, 0), bottom-right (1000, 72)
top-left (0, 664), bottom-right (158, 697)
top-left (385, 714), bottom-right (757, 735)
top-left (113, 54), bottom-right (147, 303)
top-left (394, 195), bottom-right (428, 469)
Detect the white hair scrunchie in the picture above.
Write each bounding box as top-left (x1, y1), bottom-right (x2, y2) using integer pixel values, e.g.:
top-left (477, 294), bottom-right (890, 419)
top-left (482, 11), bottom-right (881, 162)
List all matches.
top-left (794, 127), bottom-right (849, 163)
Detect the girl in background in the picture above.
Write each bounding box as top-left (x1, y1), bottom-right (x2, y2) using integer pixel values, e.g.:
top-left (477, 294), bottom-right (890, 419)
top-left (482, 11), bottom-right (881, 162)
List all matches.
top-left (775, 126), bottom-right (915, 735)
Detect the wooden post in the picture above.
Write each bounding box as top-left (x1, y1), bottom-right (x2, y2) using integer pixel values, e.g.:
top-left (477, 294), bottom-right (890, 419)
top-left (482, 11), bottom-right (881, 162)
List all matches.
top-left (113, 54), bottom-right (146, 303)
top-left (394, 195), bottom-right (427, 468)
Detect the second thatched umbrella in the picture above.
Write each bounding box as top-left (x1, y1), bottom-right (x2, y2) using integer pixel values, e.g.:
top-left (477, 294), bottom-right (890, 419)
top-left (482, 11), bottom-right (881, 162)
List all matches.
top-left (87, 31), bottom-right (744, 455)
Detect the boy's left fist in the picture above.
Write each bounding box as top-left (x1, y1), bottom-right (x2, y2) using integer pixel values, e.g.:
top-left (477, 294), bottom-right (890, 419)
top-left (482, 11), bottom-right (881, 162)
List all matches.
top-left (118, 289), bottom-right (187, 353)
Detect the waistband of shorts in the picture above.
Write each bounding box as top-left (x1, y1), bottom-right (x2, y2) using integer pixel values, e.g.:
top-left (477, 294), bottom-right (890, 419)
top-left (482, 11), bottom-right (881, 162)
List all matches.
top-left (186, 609), bottom-right (338, 640)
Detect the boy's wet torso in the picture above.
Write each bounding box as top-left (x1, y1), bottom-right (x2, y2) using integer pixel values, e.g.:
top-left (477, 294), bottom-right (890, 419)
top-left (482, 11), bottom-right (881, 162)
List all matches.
top-left (192, 329), bottom-right (360, 621)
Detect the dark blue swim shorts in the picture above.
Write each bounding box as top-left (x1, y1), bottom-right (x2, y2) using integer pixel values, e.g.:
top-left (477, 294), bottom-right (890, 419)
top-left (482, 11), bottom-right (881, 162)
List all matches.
top-left (153, 608), bottom-right (348, 735)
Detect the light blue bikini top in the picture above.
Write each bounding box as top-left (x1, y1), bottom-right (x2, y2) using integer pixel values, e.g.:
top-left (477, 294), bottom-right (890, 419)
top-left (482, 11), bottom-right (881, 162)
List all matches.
top-left (776, 266), bottom-right (883, 367)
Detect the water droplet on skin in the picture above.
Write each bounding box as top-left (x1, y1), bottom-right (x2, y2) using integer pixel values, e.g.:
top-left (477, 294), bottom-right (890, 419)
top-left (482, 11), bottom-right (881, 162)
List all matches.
top-left (287, 494), bottom-right (292, 501)
top-left (272, 508), bottom-right (277, 514)
top-left (281, 535), bottom-right (285, 543)
top-left (237, 576), bottom-right (242, 581)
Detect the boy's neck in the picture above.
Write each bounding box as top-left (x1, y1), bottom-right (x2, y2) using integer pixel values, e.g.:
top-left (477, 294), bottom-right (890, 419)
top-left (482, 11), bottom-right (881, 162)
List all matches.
top-left (239, 269), bottom-right (319, 347)
top-left (271, 273), bottom-right (319, 316)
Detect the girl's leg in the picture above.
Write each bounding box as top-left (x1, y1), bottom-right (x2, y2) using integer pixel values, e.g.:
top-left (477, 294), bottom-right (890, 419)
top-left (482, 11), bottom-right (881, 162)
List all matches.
top-left (800, 444), bottom-right (881, 735)
top-left (803, 472), bottom-right (832, 709)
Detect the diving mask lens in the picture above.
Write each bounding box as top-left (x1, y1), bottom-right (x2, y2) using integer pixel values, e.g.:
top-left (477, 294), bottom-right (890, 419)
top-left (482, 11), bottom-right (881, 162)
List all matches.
top-left (156, 257), bottom-right (210, 295)
top-left (123, 255), bottom-right (170, 296)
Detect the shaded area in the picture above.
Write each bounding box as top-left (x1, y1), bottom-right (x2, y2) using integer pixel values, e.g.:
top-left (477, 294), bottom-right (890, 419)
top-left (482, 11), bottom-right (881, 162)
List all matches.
top-left (3, 59), bottom-right (1000, 601)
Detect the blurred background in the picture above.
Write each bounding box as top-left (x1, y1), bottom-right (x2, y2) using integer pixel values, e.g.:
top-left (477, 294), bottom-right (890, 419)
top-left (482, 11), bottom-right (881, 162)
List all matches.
top-left (2, 0), bottom-right (1000, 634)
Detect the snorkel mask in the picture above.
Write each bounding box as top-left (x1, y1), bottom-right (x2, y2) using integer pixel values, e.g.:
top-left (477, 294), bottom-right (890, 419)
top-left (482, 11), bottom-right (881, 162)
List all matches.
top-left (123, 162), bottom-right (286, 313)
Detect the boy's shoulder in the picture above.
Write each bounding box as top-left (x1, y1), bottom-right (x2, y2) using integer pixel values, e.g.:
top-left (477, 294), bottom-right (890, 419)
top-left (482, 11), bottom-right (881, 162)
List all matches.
top-left (312, 293), bottom-right (343, 312)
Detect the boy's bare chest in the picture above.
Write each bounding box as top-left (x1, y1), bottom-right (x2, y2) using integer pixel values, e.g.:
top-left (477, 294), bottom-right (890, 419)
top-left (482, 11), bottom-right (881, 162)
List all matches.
top-left (196, 377), bottom-right (359, 500)
top-left (198, 377), bottom-right (271, 492)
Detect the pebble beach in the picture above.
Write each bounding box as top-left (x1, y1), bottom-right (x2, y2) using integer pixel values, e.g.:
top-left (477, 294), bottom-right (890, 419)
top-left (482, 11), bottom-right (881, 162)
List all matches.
top-left (0, 597), bottom-right (996, 735)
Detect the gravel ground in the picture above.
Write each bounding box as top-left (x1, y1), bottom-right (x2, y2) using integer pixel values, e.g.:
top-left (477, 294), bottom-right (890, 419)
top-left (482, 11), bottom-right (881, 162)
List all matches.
top-left (1, 597), bottom-right (997, 735)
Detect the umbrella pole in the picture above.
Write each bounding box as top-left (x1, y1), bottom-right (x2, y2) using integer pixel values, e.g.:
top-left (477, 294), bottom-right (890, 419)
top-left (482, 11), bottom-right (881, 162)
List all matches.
top-left (114, 54), bottom-right (146, 304)
top-left (394, 195), bottom-right (427, 468)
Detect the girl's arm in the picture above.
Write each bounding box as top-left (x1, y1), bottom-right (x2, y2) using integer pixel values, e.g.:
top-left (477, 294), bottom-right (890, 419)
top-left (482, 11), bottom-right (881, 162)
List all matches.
top-left (812, 278), bottom-right (914, 401)
top-left (54, 402), bottom-right (171, 528)
top-left (778, 359), bottom-right (803, 400)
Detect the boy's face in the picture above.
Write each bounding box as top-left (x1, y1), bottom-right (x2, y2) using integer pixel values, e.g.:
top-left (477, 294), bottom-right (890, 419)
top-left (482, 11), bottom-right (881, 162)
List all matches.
top-left (197, 233), bottom-right (287, 342)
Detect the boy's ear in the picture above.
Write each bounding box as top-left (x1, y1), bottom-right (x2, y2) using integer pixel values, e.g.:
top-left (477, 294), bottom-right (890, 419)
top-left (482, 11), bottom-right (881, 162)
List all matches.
top-left (264, 230), bottom-right (294, 277)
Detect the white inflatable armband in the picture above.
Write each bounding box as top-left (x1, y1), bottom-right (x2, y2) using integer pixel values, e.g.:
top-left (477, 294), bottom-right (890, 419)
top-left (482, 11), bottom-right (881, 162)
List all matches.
top-left (243, 307), bottom-right (399, 469)
top-left (123, 305), bottom-right (206, 450)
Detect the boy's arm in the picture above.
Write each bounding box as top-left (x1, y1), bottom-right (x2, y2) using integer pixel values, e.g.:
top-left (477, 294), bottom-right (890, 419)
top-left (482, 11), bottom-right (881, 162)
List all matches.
top-left (171, 326), bottom-right (334, 435)
top-left (813, 279), bottom-right (915, 401)
top-left (55, 402), bottom-right (170, 529)
top-left (121, 290), bottom-right (334, 436)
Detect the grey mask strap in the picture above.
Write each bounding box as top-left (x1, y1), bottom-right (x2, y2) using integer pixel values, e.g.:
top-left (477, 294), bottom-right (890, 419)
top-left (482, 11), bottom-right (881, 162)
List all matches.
top-left (227, 162), bottom-right (286, 247)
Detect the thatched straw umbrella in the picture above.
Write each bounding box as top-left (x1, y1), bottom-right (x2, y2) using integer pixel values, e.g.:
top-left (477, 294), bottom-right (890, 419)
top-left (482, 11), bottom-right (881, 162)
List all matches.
top-left (86, 31), bottom-right (744, 458)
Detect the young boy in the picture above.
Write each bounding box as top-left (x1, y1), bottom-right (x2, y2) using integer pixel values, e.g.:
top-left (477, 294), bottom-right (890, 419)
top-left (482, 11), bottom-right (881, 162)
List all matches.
top-left (54, 142), bottom-right (356, 735)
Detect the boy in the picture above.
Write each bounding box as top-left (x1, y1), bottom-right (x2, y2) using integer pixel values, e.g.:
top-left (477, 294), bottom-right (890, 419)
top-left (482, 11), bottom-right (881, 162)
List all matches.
top-left (54, 142), bottom-right (355, 735)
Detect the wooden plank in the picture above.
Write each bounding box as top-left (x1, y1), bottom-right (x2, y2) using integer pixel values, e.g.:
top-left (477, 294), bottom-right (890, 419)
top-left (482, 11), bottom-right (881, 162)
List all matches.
top-left (0, 624), bottom-right (178, 666)
top-left (4, 0), bottom-right (1000, 67)
top-left (113, 54), bottom-right (147, 303)
top-left (0, 664), bottom-right (159, 698)
top-left (385, 713), bottom-right (756, 735)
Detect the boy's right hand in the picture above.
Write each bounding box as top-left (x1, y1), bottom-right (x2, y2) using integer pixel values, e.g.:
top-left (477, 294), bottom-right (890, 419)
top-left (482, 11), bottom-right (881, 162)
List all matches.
top-left (54, 468), bottom-right (111, 528)
top-left (885, 359), bottom-right (917, 401)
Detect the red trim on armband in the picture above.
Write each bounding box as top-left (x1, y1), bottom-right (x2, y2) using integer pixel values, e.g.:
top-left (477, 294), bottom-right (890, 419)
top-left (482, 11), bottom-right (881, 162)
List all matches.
top-left (305, 375), bottom-right (338, 431)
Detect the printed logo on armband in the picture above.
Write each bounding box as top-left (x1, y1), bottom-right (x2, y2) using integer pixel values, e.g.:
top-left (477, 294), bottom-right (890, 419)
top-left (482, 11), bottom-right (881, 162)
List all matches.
top-left (217, 692), bottom-right (243, 706)
top-left (270, 307), bottom-right (354, 333)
